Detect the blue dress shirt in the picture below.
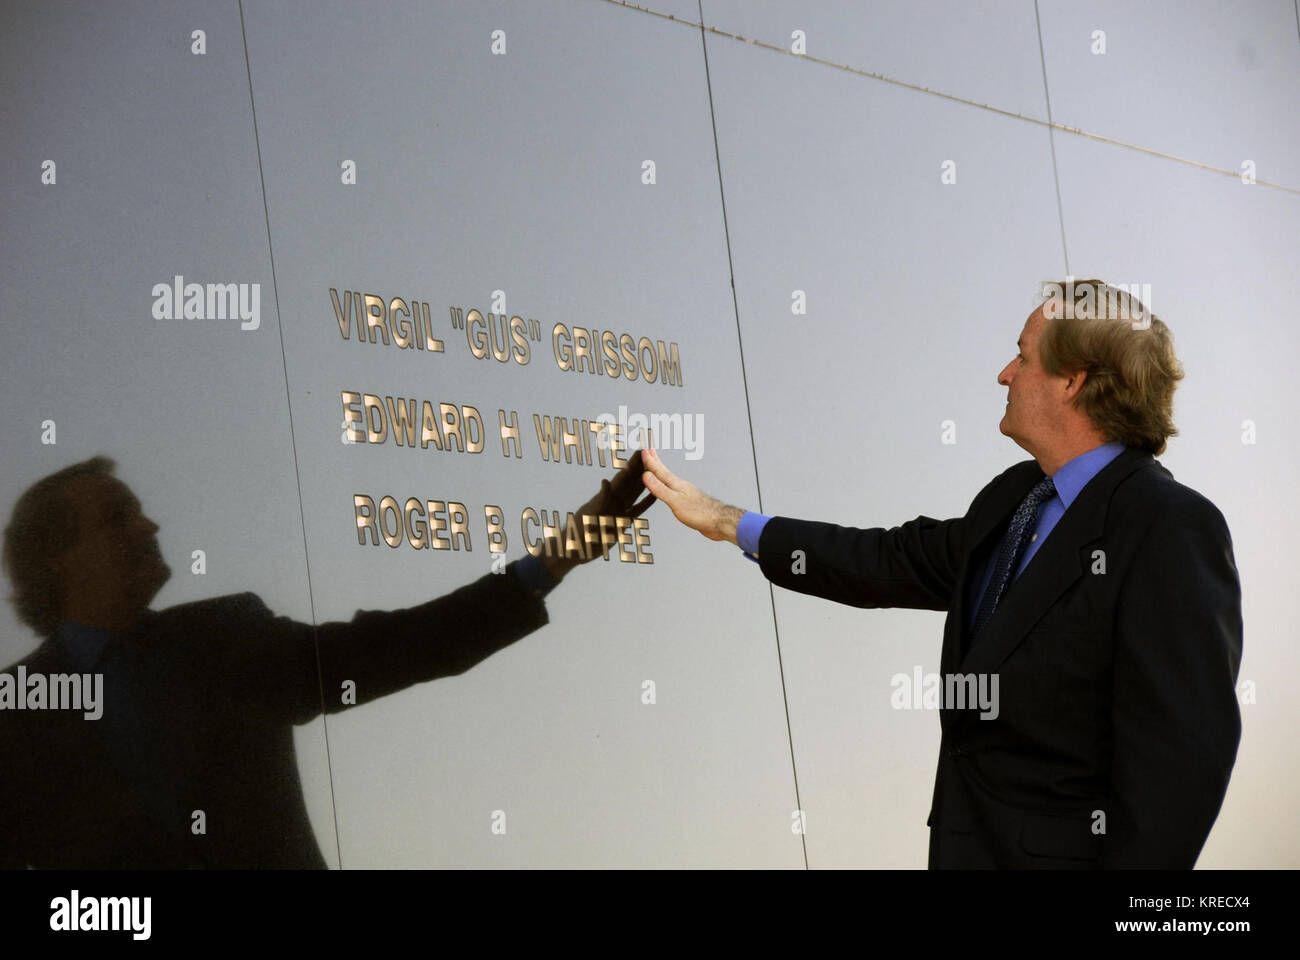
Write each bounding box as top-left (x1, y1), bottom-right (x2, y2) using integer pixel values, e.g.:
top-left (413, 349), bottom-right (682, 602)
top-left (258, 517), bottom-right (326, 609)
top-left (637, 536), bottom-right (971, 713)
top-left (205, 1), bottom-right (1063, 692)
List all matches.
top-left (513, 553), bottom-right (557, 598)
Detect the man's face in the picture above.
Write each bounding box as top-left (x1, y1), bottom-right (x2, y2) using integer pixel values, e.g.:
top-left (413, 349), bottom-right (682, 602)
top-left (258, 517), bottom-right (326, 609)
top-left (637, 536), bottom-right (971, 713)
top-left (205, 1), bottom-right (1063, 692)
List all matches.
top-left (50, 474), bottom-right (171, 619)
top-left (997, 306), bottom-right (1068, 454)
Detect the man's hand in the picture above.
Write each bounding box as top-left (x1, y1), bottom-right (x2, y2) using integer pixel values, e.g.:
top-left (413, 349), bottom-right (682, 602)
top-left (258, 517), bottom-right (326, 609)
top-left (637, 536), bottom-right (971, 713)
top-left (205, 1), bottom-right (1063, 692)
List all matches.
top-left (640, 447), bottom-right (744, 545)
top-left (540, 448), bottom-right (657, 582)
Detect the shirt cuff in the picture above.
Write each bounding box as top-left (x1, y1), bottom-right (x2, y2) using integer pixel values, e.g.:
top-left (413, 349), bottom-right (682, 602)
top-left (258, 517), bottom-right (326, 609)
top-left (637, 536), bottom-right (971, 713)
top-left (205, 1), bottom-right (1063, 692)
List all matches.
top-left (512, 554), bottom-right (557, 599)
top-left (735, 511), bottom-right (770, 563)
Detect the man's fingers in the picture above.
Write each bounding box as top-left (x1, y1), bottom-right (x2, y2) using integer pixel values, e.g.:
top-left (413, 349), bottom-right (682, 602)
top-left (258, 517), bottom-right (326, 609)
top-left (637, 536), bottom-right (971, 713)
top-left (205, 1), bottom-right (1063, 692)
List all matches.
top-left (644, 470), bottom-right (690, 521)
top-left (641, 447), bottom-right (681, 492)
top-left (641, 468), bottom-right (673, 503)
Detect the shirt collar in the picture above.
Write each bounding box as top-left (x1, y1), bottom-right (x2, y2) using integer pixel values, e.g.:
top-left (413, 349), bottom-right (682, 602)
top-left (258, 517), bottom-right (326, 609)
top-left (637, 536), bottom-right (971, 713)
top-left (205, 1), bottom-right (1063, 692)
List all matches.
top-left (1049, 441), bottom-right (1127, 510)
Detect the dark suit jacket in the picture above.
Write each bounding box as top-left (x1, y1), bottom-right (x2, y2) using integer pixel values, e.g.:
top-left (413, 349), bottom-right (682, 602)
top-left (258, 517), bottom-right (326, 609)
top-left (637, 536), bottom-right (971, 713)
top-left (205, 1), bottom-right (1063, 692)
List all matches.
top-left (756, 446), bottom-right (1243, 868)
top-left (0, 564), bottom-right (548, 868)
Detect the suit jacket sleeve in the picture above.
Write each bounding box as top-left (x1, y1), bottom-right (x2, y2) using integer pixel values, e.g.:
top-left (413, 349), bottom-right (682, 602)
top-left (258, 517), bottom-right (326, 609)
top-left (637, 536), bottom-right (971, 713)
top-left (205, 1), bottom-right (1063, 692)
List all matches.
top-left (207, 561), bottom-right (550, 724)
top-left (755, 513), bottom-right (968, 611)
top-left (1102, 496), bottom-right (1243, 867)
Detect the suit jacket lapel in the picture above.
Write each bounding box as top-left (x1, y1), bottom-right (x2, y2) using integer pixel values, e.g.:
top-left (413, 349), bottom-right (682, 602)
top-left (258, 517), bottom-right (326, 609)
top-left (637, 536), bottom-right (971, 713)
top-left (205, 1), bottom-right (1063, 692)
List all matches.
top-left (952, 447), bottom-right (1154, 679)
top-left (939, 463), bottom-right (1039, 684)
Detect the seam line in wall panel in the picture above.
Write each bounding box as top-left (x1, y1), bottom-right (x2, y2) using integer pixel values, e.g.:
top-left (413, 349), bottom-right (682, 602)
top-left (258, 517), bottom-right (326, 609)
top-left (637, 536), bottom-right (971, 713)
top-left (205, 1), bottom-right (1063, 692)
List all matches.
top-left (697, 0), bottom-right (809, 871)
top-left (603, 0), bottom-right (1300, 196)
top-left (238, 0), bottom-right (346, 871)
top-left (1035, 0), bottom-right (1070, 277)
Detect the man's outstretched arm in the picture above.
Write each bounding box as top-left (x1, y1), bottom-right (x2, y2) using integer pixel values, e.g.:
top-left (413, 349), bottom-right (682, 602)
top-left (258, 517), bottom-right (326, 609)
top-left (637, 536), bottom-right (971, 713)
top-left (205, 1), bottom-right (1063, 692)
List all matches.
top-left (642, 447), bottom-right (968, 611)
top-left (215, 451), bottom-right (656, 722)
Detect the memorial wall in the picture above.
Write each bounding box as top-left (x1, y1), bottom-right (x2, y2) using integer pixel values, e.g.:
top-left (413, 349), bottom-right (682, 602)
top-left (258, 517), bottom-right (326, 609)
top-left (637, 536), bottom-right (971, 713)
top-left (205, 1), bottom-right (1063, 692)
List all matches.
top-left (2, 0), bottom-right (1296, 868)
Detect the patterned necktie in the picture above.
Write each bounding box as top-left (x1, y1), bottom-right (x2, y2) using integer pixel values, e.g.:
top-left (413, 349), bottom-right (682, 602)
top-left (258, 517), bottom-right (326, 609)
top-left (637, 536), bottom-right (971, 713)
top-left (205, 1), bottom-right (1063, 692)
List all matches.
top-left (970, 475), bottom-right (1056, 639)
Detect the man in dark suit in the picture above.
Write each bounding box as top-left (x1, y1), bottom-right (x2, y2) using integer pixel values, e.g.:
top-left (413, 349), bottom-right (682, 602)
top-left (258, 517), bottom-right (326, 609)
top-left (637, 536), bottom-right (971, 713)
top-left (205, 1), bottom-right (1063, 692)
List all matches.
top-left (641, 279), bottom-right (1242, 868)
top-left (0, 451), bottom-right (652, 868)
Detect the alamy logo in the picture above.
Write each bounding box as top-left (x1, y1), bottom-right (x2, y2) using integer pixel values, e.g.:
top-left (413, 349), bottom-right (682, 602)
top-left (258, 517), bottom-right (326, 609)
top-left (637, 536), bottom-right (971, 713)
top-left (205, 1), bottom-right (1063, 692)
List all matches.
top-left (1040, 279), bottom-right (1152, 330)
top-left (151, 274), bottom-right (260, 330)
top-left (50, 890), bottom-right (151, 940)
top-left (890, 667), bottom-right (1000, 720)
top-left (595, 404), bottom-right (704, 460)
top-left (0, 667), bottom-right (102, 719)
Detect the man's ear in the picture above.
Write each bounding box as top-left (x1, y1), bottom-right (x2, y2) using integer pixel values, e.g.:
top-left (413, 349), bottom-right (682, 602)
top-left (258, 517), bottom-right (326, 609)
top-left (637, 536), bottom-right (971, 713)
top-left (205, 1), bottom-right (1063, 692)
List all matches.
top-left (1063, 369), bottom-right (1089, 398)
